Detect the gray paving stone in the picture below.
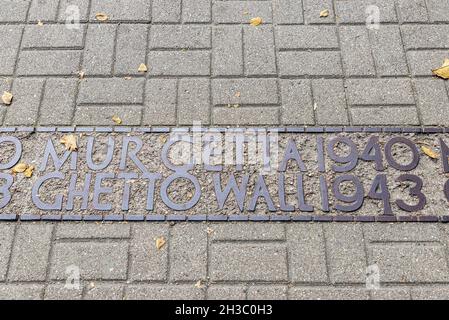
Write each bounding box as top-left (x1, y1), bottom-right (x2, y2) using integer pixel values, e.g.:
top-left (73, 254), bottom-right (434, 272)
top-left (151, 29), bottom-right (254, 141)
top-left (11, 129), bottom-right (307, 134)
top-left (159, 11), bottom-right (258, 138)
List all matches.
top-left (22, 25), bottom-right (85, 49)
top-left (247, 286), bottom-right (288, 300)
top-left (276, 26), bottom-right (338, 49)
top-left (44, 284), bottom-right (83, 300)
top-left (339, 26), bottom-right (376, 76)
top-left (183, 0), bottom-right (211, 23)
top-left (280, 79), bottom-right (314, 125)
top-left (84, 283), bottom-right (124, 300)
top-left (212, 26), bottom-right (243, 76)
top-left (83, 24), bottom-right (116, 75)
top-left (50, 242), bottom-right (129, 280)
top-left (370, 288), bottom-right (411, 300)
top-left (407, 50), bottom-right (449, 76)
top-left (279, 51), bottom-right (342, 76)
top-left (244, 25), bottom-right (276, 76)
top-left (143, 79), bottom-right (177, 125)
top-left (150, 25), bottom-right (211, 49)
top-left (0, 225), bottom-right (14, 281)
top-left (152, 0), bottom-right (181, 23)
top-left (210, 243), bottom-right (288, 281)
top-left (212, 79), bottom-right (279, 106)
top-left (115, 24), bottom-right (148, 75)
top-left (28, 0), bottom-right (59, 21)
top-left (129, 224), bottom-right (168, 281)
top-left (396, 0), bottom-right (429, 22)
top-left (427, 0), bottom-right (449, 22)
top-left (74, 105), bottom-right (143, 126)
top-left (411, 287), bottom-right (449, 300)
top-left (312, 79), bottom-right (349, 125)
top-left (0, 285), bottom-right (44, 300)
top-left (289, 287), bottom-right (370, 300)
top-left (350, 106), bottom-right (420, 126)
top-left (287, 224), bottom-right (327, 283)
top-left (211, 223), bottom-right (285, 241)
top-left (0, 26), bottom-right (23, 75)
top-left (170, 224), bottom-right (207, 281)
top-left (39, 78), bottom-right (77, 125)
top-left (8, 224), bottom-right (53, 281)
top-left (364, 224), bottom-right (442, 242)
top-left (213, 1), bottom-right (272, 24)
top-left (414, 78), bottom-right (449, 126)
top-left (401, 25), bottom-right (449, 50)
top-left (57, 0), bottom-right (90, 22)
top-left (303, 0), bottom-right (335, 24)
top-left (335, 0), bottom-right (397, 23)
top-left (17, 50), bottom-right (81, 76)
top-left (56, 223), bottom-right (131, 239)
top-left (178, 78), bottom-right (210, 125)
top-left (148, 51), bottom-right (210, 76)
top-left (125, 285), bottom-right (204, 300)
top-left (78, 78), bottom-right (144, 104)
top-left (90, 0), bottom-right (151, 21)
top-left (213, 107), bottom-right (279, 125)
top-left (0, 0), bottom-right (30, 22)
top-left (207, 285), bottom-right (246, 300)
top-left (324, 224), bottom-right (367, 284)
top-left (4, 78), bottom-right (44, 126)
top-left (273, 0), bottom-right (303, 24)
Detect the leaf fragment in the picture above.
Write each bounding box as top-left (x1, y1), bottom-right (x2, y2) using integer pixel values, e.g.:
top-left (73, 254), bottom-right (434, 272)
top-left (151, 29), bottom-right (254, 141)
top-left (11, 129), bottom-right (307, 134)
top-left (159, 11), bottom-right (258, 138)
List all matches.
top-left (37, 20), bottom-right (44, 26)
top-left (138, 63), bottom-right (148, 73)
top-left (95, 13), bottom-right (109, 21)
top-left (112, 115), bottom-right (122, 125)
top-left (78, 71), bottom-right (85, 80)
top-left (2, 91), bottom-right (13, 105)
top-left (250, 17), bottom-right (262, 26)
top-left (320, 9), bottom-right (329, 17)
top-left (432, 59), bottom-right (449, 79)
top-left (421, 145), bottom-right (439, 159)
top-left (194, 280), bottom-right (204, 288)
top-left (60, 134), bottom-right (78, 151)
top-left (12, 163), bottom-right (28, 174)
top-left (24, 165), bottom-right (35, 178)
top-left (156, 237), bottom-right (166, 250)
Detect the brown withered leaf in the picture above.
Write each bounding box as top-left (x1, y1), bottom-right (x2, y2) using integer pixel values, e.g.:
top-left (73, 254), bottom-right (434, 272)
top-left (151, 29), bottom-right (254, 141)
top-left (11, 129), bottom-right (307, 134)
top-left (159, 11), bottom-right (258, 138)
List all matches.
top-left (320, 9), bottom-right (329, 17)
top-left (2, 91), bottom-right (13, 105)
top-left (432, 59), bottom-right (449, 79)
top-left (112, 115), bottom-right (122, 125)
top-left (12, 163), bottom-right (28, 174)
top-left (156, 237), bottom-right (166, 250)
top-left (78, 71), bottom-right (85, 80)
top-left (250, 17), bottom-right (262, 26)
top-left (421, 145), bottom-right (439, 159)
top-left (95, 13), bottom-right (109, 21)
top-left (60, 134), bottom-right (78, 151)
top-left (24, 165), bottom-right (35, 178)
top-left (138, 63), bottom-right (148, 73)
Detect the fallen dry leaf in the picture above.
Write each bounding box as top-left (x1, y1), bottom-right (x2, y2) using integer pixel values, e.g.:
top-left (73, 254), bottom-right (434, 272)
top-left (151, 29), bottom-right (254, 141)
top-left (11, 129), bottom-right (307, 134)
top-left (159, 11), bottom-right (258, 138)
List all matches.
top-left (206, 227), bottom-right (214, 235)
top-left (2, 91), bottom-right (13, 105)
top-left (24, 165), bottom-right (35, 178)
top-left (37, 20), bottom-right (44, 26)
top-left (235, 91), bottom-right (241, 98)
top-left (432, 59), bottom-right (449, 79)
top-left (138, 63), bottom-right (148, 73)
top-left (156, 237), bottom-right (166, 250)
top-left (12, 163), bottom-right (28, 174)
top-left (250, 17), bottom-right (262, 26)
top-left (194, 280), bottom-right (204, 288)
top-left (78, 71), bottom-right (85, 80)
top-left (112, 115), bottom-right (122, 125)
top-left (60, 134), bottom-right (78, 151)
top-left (421, 145), bottom-right (439, 159)
top-left (95, 13), bottom-right (109, 21)
top-left (320, 9), bottom-right (329, 17)
top-left (124, 76), bottom-right (132, 80)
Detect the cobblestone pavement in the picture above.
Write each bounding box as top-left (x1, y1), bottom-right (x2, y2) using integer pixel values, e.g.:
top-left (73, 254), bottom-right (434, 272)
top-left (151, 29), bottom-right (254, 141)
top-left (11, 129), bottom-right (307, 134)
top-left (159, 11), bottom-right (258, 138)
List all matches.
top-left (1, 0), bottom-right (449, 300)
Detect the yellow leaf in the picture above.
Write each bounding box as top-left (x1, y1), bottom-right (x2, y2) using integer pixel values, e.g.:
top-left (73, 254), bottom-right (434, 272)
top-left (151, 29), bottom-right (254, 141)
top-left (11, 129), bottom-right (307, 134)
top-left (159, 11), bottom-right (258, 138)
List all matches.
top-left (2, 91), bottom-right (13, 105)
top-left (138, 63), bottom-right (148, 73)
top-left (60, 134), bottom-right (78, 151)
top-left (12, 163), bottom-right (28, 174)
top-left (156, 237), bottom-right (166, 250)
top-left (250, 17), bottom-right (262, 26)
top-left (37, 20), bottom-right (44, 26)
top-left (24, 165), bottom-right (35, 178)
top-left (432, 59), bottom-right (449, 79)
top-left (95, 13), bottom-right (109, 21)
top-left (112, 115), bottom-right (122, 125)
top-left (421, 145), bottom-right (439, 159)
top-left (320, 9), bottom-right (329, 17)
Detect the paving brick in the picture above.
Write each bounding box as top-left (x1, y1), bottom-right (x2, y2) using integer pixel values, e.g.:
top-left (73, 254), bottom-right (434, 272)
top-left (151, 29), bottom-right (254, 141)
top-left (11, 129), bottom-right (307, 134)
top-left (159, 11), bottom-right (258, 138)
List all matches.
top-left (83, 24), bottom-right (116, 75)
top-left (183, 0), bottom-right (211, 22)
top-left (364, 224), bottom-right (442, 242)
top-left (213, 107), bottom-right (279, 125)
top-left (50, 242), bottom-right (129, 280)
top-left (17, 50), bottom-right (81, 76)
top-left (143, 79), bottom-right (177, 125)
top-left (411, 287), bottom-right (449, 300)
top-left (178, 78), bottom-right (210, 125)
top-left (339, 26), bottom-right (376, 76)
top-left (84, 283), bottom-right (124, 300)
top-left (368, 244), bottom-right (449, 283)
top-left (0, 285), bottom-right (44, 300)
top-left (115, 24), bottom-right (148, 75)
top-left (56, 223), bottom-right (131, 239)
top-left (401, 25), bottom-right (449, 50)
top-left (207, 286), bottom-right (246, 300)
top-left (211, 223), bottom-right (285, 241)
top-left (247, 286), bottom-right (288, 300)
top-left (289, 287), bottom-right (370, 300)
top-left (0, 0), bottom-right (30, 22)
top-left (150, 25), bottom-right (211, 49)
top-left (212, 79), bottom-right (278, 105)
top-left (0, 225), bottom-right (14, 281)
top-left (407, 50), bottom-right (449, 76)
top-left (335, 0), bottom-right (397, 23)
top-left (213, 1), bottom-right (272, 24)
top-left (396, 0), bottom-right (429, 22)
top-left (78, 78), bottom-right (144, 104)
top-left (90, 0), bottom-right (151, 21)
top-left (276, 26), bottom-right (338, 49)
top-left (210, 243), bottom-right (288, 281)
top-left (74, 105), bottom-right (142, 126)
top-left (370, 288), bottom-right (410, 300)
top-left (57, 0), bottom-right (90, 22)
top-left (415, 78), bottom-right (449, 126)
top-left (280, 79), bottom-right (314, 125)
top-left (369, 26), bottom-right (408, 76)
top-left (351, 106), bottom-right (419, 126)
top-left (129, 224), bottom-right (168, 281)
top-left (287, 224), bottom-right (327, 283)
top-left (346, 79), bottom-right (415, 105)
top-left (212, 26), bottom-right (243, 76)
top-left (39, 78), bottom-right (77, 125)
top-left (44, 284), bottom-right (83, 300)
top-left (324, 224), bottom-right (366, 283)
top-left (4, 78), bottom-right (44, 126)
top-left (273, 0), bottom-right (303, 24)
top-left (8, 224), bottom-right (53, 281)
top-left (22, 25), bottom-right (85, 49)
top-left (28, 0), bottom-right (59, 21)
top-left (279, 51), bottom-right (342, 76)
top-left (303, 0), bottom-right (335, 24)
top-left (125, 285), bottom-right (204, 300)
top-left (427, 0), bottom-right (449, 22)
top-left (244, 26), bottom-right (276, 76)
top-left (170, 224), bottom-right (207, 281)
top-left (148, 51), bottom-right (210, 76)
top-left (312, 79), bottom-right (349, 125)
top-left (152, 0), bottom-right (181, 22)
top-left (0, 26), bottom-right (23, 75)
